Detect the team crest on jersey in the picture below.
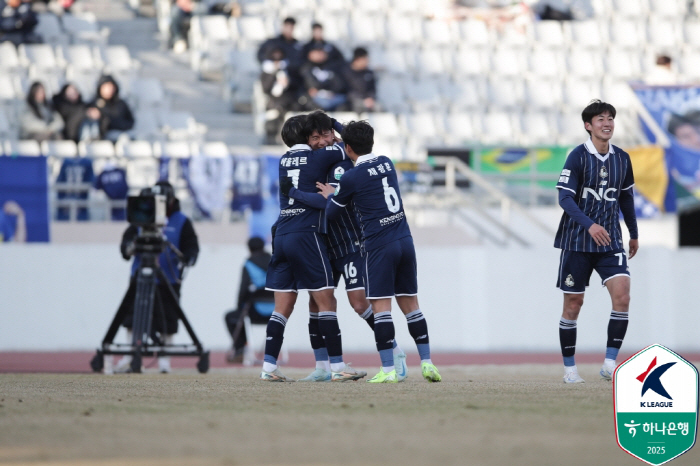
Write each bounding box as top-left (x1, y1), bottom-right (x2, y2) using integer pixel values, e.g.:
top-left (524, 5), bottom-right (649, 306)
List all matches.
top-left (334, 166), bottom-right (345, 180)
top-left (565, 274), bottom-right (575, 287)
top-left (600, 166), bottom-right (608, 179)
top-left (334, 185), bottom-right (340, 195)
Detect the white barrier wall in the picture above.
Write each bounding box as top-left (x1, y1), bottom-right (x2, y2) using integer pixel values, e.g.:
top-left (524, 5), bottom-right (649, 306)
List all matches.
top-left (1, 244), bottom-right (699, 354)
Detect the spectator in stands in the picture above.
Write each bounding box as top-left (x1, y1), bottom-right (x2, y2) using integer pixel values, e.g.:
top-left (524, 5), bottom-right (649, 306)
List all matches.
top-left (345, 47), bottom-right (377, 113)
top-left (301, 23), bottom-right (344, 66)
top-left (257, 17), bottom-right (304, 76)
top-left (224, 236), bottom-right (274, 363)
top-left (260, 47), bottom-right (302, 144)
top-left (90, 75), bottom-right (135, 142)
top-left (646, 55), bottom-right (679, 86)
top-left (52, 83), bottom-right (100, 143)
top-left (170, 0), bottom-right (196, 54)
top-left (300, 44), bottom-right (348, 111)
top-left (20, 81), bottom-right (64, 141)
top-left (0, 0), bottom-right (41, 45)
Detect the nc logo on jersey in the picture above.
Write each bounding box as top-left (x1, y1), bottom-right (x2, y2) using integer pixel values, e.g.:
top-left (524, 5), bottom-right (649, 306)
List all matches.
top-left (582, 187), bottom-right (617, 201)
top-left (334, 166), bottom-right (345, 180)
top-left (614, 344), bottom-right (698, 466)
top-left (600, 166), bottom-right (609, 178)
top-left (565, 274), bottom-right (575, 287)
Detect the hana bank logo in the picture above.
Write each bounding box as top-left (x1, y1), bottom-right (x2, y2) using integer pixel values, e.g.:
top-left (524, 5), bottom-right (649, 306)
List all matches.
top-left (637, 357), bottom-right (676, 401)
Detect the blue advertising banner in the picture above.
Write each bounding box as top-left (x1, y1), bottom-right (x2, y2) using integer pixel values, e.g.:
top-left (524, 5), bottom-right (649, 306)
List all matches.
top-left (632, 84), bottom-right (700, 212)
top-left (0, 156), bottom-right (50, 242)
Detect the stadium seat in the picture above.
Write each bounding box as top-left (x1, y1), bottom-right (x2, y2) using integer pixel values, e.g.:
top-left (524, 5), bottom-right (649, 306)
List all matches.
top-left (404, 78), bottom-right (444, 112)
top-left (563, 78), bottom-right (603, 110)
top-left (524, 78), bottom-right (563, 111)
top-left (528, 47), bottom-right (565, 79)
top-left (61, 13), bottom-right (109, 45)
top-left (316, 0), bottom-right (352, 13)
top-left (458, 19), bottom-right (492, 48)
top-left (414, 49), bottom-right (449, 77)
top-left (198, 141), bottom-right (230, 158)
top-left (130, 109), bottom-right (161, 142)
top-left (4, 140), bottom-right (42, 156)
top-left (41, 140), bottom-right (78, 158)
top-left (385, 15), bottom-right (421, 46)
top-left (569, 20), bottom-right (607, 49)
top-left (79, 140), bottom-right (116, 158)
top-left (684, 21), bottom-right (700, 48)
top-left (498, 24), bottom-right (532, 49)
top-left (374, 48), bottom-right (413, 76)
top-left (609, 19), bottom-right (644, 49)
top-left (490, 47), bottom-right (526, 77)
top-left (612, 0), bottom-right (649, 19)
top-left (126, 158), bottom-right (159, 190)
top-left (376, 76), bottom-right (409, 113)
top-left (18, 44), bottom-right (62, 73)
top-left (480, 112), bottom-right (520, 146)
top-left (567, 46), bottom-right (605, 79)
top-left (349, 14), bottom-right (384, 44)
top-left (234, 16), bottom-right (269, 46)
top-left (129, 77), bottom-right (167, 111)
top-left (0, 42), bottom-right (23, 77)
top-left (159, 111), bottom-right (204, 141)
top-left (354, 0), bottom-right (385, 14)
top-left (313, 16), bottom-right (349, 43)
top-left (647, 18), bottom-right (682, 50)
top-left (0, 74), bottom-right (22, 107)
top-left (390, 0), bottom-right (423, 16)
top-left (401, 112), bottom-right (445, 146)
top-left (519, 112), bottom-right (557, 147)
top-left (451, 48), bottom-right (488, 77)
top-left (680, 51), bottom-right (700, 80)
top-left (422, 19), bottom-right (457, 47)
top-left (557, 111), bottom-right (587, 146)
top-left (443, 112), bottom-right (478, 145)
top-left (534, 20), bottom-right (566, 48)
top-left (189, 15), bottom-right (234, 74)
top-left (364, 112), bottom-right (402, 139)
top-left (649, 0), bottom-right (685, 18)
top-left (0, 109), bottom-right (12, 140)
top-left (605, 48), bottom-right (643, 80)
top-left (488, 77), bottom-right (525, 110)
top-left (35, 13), bottom-right (69, 46)
top-left (441, 78), bottom-right (485, 111)
top-left (99, 45), bottom-right (138, 74)
top-left (602, 78), bottom-right (638, 110)
top-left (116, 140), bottom-right (154, 158)
top-left (154, 140), bottom-right (192, 159)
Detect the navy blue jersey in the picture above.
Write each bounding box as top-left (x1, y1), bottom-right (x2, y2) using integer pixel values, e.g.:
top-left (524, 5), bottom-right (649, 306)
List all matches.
top-left (329, 154), bottom-right (411, 252)
top-left (325, 159), bottom-right (361, 259)
top-left (554, 139), bottom-right (635, 252)
top-left (231, 156), bottom-right (263, 212)
top-left (275, 142), bottom-right (346, 235)
top-left (94, 167), bottom-right (128, 200)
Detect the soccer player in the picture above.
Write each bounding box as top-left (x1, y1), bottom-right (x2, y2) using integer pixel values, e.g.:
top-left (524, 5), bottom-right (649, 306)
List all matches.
top-left (554, 100), bottom-right (639, 383)
top-left (283, 115), bottom-right (408, 382)
top-left (261, 113), bottom-right (366, 382)
top-left (325, 121), bottom-right (442, 383)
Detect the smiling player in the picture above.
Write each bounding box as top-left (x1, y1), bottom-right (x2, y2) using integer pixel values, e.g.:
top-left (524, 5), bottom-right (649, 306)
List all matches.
top-left (554, 100), bottom-right (639, 384)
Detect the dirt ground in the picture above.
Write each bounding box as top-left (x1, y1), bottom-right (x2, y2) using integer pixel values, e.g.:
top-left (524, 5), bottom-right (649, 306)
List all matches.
top-left (1, 364), bottom-right (698, 466)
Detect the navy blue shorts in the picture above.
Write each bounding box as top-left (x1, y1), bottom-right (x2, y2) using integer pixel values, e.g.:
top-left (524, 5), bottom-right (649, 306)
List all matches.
top-left (266, 231), bottom-right (334, 292)
top-left (364, 236), bottom-right (418, 299)
top-left (556, 249), bottom-right (630, 293)
top-left (331, 250), bottom-right (365, 291)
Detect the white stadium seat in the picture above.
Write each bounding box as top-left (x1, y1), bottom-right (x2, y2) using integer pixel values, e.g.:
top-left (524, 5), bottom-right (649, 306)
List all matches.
top-left (79, 141), bottom-right (116, 158)
top-left (534, 20), bottom-right (566, 48)
top-left (488, 77), bottom-right (525, 110)
top-left (18, 44), bottom-right (62, 72)
top-left (443, 112), bottom-right (478, 145)
top-left (647, 19), bottom-right (682, 50)
top-left (481, 112), bottom-right (519, 146)
top-left (569, 20), bottom-right (607, 49)
top-left (520, 112), bottom-right (556, 146)
top-left (376, 76), bottom-right (409, 113)
top-left (4, 140), bottom-right (42, 156)
top-left (567, 47), bottom-right (605, 79)
top-left (458, 20), bottom-right (492, 47)
top-left (649, 0), bottom-right (685, 18)
top-left (404, 78), bottom-right (443, 112)
top-left (452, 48), bottom-right (488, 77)
top-left (35, 13), bottom-right (69, 46)
top-left (385, 15), bottom-right (421, 46)
top-left (528, 47), bottom-right (565, 79)
top-left (609, 19), bottom-right (644, 49)
top-left (422, 19), bottom-right (456, 47)
top-left (41, 140), bottom-right (78, 158)
top-left (441, 78), bottom-right (484, 111)
top-left (154, 140), bottom-right (192, 159)
top-left (491, 47), bottom-right (526, 77)
top-left (612, 0), bottom-right (649, 19)
top-left (414, 49), bottom-right (449, 77)
top-left (364, 113), bottom-right (402, 139)
top-left (524, 78), bottom-right (563, 111)
top-left (684, 21), bottom-right (700, 48)
top-left (605, 48), bottom-right (643, 80)
top-left (117, 140), bottom-right (154, 158)
top-left (563, 78), bottom-right (603, 110)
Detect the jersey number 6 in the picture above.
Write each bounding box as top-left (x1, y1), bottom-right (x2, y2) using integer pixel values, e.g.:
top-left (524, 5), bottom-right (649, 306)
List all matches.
top-left (382, 177), bottom-right (400, 213)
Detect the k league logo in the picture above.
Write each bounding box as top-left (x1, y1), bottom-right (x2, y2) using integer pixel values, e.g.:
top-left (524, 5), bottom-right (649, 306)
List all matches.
top-left (614, 344), bottom-right (699, 466)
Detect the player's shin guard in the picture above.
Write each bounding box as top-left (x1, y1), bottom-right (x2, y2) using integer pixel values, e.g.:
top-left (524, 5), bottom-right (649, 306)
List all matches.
top-left (605, 310), bottom-right (629, 361)
top-left (405, 309), bottom-right (430, 362)
top-left (559, 317), bottom-right (577, 366)
top-left (374, 311), bottom-right (395, 370)
top-left (360, 305), bottom-right (375, 330)
top-left (263, 312), bottom-right (287, 370)
top-left (318, 312), bottom-right (343, 365)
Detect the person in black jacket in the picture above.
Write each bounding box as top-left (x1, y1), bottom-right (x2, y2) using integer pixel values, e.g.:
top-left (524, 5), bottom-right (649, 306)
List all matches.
top-left (0, 0), bottom-right (41, 45)
top-left (300, 44), bottom-right (348, 111)
top-left (346, 47), bottom-right (377, 113)
top-left (301, 23), bottom-right (344, 67)
top-left (90, 75), bottom-right (135, 142)
top-left (224, 237), bottom-right (274, 363)
top-left (52, 83), bottom-right (101, 142)
top-left (114, 181), bottom-right (199, 373)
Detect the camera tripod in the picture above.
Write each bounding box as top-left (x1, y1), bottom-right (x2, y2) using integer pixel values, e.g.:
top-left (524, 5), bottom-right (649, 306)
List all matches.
top-left (90, 232), bottom-right (209, 374)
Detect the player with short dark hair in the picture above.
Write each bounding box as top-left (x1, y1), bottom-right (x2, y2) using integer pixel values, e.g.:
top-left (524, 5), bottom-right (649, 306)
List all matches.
top-left (260, 113), bottom-right (366, 382)
top-left (555, 99), bottom-right (639, 383)
top-left (325, 121), bottom-right (441, 383)
top-left (283, 116), bottom-right (408, 382)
